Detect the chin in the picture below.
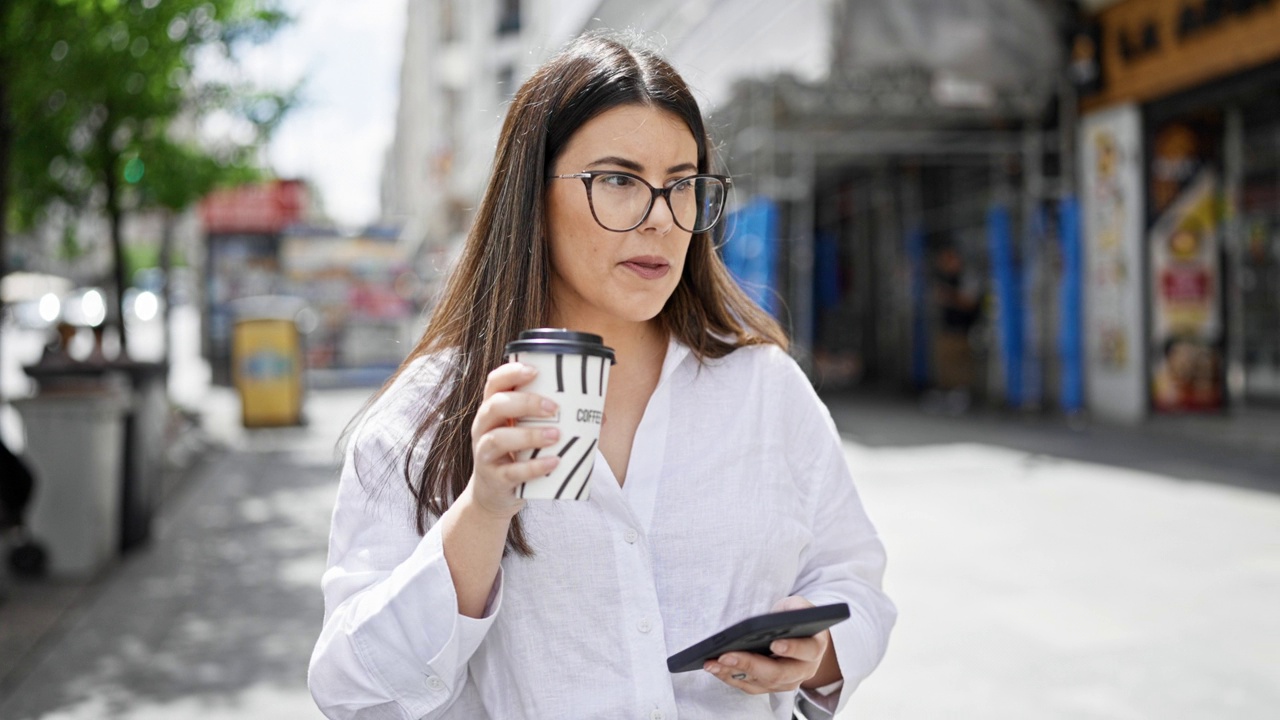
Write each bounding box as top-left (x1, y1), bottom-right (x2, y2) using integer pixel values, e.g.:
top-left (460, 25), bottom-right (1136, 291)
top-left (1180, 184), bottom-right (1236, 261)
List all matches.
top-left (606, 295), bottom-right (669, 325)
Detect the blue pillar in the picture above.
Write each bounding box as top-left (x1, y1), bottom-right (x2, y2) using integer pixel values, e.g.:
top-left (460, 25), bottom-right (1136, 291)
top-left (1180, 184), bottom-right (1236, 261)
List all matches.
top-left (722, 198), bottom-right (779, 317)
top-left (1058, 197), bottom-right (1084, 413)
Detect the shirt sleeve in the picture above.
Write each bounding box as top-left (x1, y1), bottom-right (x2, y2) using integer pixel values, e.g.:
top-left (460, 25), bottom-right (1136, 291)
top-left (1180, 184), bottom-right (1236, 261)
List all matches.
top-left (780, 360), bottom-right (898, 716)
top-left (308, 390), bottom-right (502, 720)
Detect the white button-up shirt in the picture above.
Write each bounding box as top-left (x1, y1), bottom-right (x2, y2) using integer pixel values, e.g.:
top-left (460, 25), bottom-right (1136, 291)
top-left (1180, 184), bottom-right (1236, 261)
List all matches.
top-left (309, 340), bottom-right (896, 719)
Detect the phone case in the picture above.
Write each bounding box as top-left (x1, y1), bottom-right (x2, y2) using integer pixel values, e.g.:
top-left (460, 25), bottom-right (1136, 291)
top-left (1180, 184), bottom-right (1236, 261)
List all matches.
top-left (666, 603), bottom-right (851, 673)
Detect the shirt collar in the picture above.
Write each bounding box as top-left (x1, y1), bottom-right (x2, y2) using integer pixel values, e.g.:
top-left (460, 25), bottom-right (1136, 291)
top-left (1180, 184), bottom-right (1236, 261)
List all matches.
top-left (658, 336), bottom-right (693, 389)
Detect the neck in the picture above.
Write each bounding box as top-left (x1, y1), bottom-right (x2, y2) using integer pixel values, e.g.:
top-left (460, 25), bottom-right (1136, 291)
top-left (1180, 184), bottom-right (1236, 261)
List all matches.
top-left (548, 310), bottom-right (667, 378)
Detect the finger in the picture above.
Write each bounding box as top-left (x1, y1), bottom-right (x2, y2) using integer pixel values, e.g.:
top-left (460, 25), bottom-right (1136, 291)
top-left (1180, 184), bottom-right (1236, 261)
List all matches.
top-left (703, 660), bottom-right (770, 695)
top-left (769, 634), bottom-right (826, 664)
top-left (482, 362), bottom-right (537, 400)
top-left (488, 391), bottom-right (558, 423)
top-left (474, 426), bottom-right (561, 465)
top-left (472, 391), bottom-right (558, 437)
top-left (770, 595), bottom-right (815, 613)
top-left (491, 455), bottom-right (560, 485)
top-left (714, 652), bottom-right (809, 693)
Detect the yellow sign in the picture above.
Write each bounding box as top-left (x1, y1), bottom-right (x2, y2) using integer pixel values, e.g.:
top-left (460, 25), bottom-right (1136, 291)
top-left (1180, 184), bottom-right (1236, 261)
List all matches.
top-left (1085, 0), bottom-right (1280, 111)
top-left (232, 318), bottom-right (303, 427)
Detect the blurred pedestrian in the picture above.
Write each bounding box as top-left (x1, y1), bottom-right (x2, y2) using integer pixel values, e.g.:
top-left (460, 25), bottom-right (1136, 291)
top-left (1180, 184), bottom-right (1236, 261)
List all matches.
top-left (308, 32), bottom-right (894, 720)
top-left (928, 243), bottom-right (981, 414)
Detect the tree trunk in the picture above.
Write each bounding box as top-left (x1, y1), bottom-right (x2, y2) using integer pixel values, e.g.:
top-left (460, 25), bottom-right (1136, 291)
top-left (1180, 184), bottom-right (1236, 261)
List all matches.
top-left (102, 142), bottom-right (128, 356)
top-left (0, 70), bottom-right (12, 403)
top-left (159, 209), bottom-right (174, 370)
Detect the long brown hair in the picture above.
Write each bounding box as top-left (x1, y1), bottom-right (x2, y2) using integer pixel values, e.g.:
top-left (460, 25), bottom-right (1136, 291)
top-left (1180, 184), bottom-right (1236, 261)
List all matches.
top-left (372, 32), bottom-right (786, 555)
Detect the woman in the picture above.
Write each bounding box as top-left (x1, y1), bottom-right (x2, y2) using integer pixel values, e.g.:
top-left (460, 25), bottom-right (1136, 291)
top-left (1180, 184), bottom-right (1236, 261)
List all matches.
top-left (309, 32), bottom-right (895, 719)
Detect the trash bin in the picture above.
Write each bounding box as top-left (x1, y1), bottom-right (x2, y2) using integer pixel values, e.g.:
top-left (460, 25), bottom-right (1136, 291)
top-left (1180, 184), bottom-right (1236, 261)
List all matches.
top-left (14, 380), bottom-right (130, 577)
top-left (24, 358), bottom-right (167, 555)
top-left (118, 361), bottom-right (167, 551)
top-left (231, 296), bottom-right (307, 427)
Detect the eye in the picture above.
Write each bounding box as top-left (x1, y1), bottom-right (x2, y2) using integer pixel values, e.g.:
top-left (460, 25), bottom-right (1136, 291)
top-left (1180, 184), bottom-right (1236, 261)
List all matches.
top-left (599, 173), bottom-right (636, 189)
top-left (669, 177), bottom-right (697, 195)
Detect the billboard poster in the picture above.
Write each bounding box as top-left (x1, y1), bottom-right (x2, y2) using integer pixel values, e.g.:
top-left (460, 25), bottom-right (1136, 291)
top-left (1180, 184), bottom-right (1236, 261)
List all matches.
top-left (1148, 165), bottom-right (1224, 412)
top-left (280, 233), bottom-right (418, 369)
top-left (1080, 104), bottom-right (1146, 422)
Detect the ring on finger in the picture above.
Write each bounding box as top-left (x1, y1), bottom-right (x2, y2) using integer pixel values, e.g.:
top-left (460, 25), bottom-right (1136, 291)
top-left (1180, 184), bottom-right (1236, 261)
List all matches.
top-left (731, 672), bottom-right (748, 681)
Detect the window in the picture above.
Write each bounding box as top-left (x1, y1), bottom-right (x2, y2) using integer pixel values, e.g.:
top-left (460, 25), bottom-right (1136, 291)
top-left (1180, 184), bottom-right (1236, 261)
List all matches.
top-left (496, 65), bottom-right (515, 101)
top-left (497, 0), bottom-right (520, 35)
top-left (441, 0), bottom-right (457, 42)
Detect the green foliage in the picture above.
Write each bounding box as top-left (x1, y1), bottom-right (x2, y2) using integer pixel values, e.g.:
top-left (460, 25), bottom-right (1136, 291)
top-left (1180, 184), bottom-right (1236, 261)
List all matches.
top-left (122, 242), bottom-right (159, 280)
top-left (1, 0), bottom-right (294, 228)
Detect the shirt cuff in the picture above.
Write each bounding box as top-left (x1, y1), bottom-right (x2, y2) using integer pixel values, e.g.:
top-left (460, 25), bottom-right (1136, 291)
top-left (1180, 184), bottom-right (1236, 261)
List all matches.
top-left (798, 678), bottom-right (844, 716)
top-left (351, 523), bottom-right (503, 718)
top-left (795, 604), bottom-right (866, 716)
top-left (454, 565), bottom-right (504, 648)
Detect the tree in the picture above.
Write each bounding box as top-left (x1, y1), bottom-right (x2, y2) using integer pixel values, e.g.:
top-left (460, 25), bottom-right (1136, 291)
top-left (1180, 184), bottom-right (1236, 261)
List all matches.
top-left (0, 0), bottom-right (292, 357)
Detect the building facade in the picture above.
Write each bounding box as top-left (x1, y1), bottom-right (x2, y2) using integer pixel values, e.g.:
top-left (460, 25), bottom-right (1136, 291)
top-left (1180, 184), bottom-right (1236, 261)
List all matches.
top-left (1077, 0), bottom-right (1280, 419)
top-left (380, 0), bottom-right (597, 282)
top-left (384, 1), bottom-right (1104, 414)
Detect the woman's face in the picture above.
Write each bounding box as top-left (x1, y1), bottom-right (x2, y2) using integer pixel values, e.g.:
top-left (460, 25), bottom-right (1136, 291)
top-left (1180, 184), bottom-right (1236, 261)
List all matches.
top-left (545, 104), bottom-right (698, 330)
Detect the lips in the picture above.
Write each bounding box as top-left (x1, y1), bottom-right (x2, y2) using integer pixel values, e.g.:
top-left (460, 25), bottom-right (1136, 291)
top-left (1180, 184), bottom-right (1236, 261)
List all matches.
top-left (620, 256), bottom-right (670, 280)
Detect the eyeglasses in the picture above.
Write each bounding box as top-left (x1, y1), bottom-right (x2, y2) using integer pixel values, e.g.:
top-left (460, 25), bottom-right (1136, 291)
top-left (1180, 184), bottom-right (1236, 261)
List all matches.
top-left (549, 171), bottom-right (732, 234)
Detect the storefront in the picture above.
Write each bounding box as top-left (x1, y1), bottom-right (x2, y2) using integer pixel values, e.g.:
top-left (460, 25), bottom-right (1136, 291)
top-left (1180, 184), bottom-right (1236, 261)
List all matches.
top-left (198, 180), bottom-right (308, 385)
top-left (1079, 0), bottom-right (1280, 416)
top-left (713, 0), bottom-right (1067, 407)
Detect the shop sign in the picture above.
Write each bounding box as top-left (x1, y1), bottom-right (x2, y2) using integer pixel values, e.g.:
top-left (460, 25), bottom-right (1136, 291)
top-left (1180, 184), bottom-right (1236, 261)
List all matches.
top-left (200, 179), bottom-right (308, 235)
top-left (1080, 104), bottom-right (1147, 422)
top-left (1083, 0), bottom-right (1280, 110)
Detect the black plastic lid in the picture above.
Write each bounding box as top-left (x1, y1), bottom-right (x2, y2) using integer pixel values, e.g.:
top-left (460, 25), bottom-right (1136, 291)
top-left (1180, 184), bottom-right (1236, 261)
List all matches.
top-left (503, 328), bottom-right (616, 363)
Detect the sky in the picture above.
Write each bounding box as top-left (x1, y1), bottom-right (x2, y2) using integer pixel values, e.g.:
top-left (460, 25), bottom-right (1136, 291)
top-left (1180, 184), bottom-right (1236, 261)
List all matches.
top-left (236, 0), bottom-right (407, 229)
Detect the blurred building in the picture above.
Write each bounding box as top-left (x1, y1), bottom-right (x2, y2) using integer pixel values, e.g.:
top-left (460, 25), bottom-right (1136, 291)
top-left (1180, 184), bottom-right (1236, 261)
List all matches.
top-left (1076, 0), bottom-right (1280, 420)
top-left (198, 179), bottom-right (310, 385)
top-left (391, 1), bottom-right (1280, 422)
top-left (199, 179), bottom-right (423, 384)
top-left (709, 1), bottom-right (1072, 411)
top-left (380, 0), bottom-right (598, 306)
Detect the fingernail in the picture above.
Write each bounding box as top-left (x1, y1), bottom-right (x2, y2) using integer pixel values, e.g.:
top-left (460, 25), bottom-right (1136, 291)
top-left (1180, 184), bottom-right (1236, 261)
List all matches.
top-left (521, 363), bottom-right (537, 373)
top-left (541, 398), bottom-right (557, 413)
top-left (541, 456), bottom-right (559, 469)
top-left (772, 640), bottom-right (788, 654)
top-left (721, 655), bottom-right (737, 667)
top-left (705, 662), bottom-right (721, 674)
top-left (542, 427), bottom-right (559, 440)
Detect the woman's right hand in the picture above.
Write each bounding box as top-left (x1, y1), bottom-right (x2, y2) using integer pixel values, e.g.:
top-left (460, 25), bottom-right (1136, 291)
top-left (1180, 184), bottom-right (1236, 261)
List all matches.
top-left (466, 361), bottom-right (562, 519)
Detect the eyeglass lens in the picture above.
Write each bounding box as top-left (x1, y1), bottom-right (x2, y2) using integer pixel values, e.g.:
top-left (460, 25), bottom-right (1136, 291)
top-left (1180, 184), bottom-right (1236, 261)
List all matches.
top-left (590, 174), bottom-right (726, 233)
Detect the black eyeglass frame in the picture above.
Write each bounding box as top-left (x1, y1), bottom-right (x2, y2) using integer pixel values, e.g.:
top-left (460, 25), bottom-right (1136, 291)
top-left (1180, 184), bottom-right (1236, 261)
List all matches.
top-left (548, 170), bottom-right (733, 233)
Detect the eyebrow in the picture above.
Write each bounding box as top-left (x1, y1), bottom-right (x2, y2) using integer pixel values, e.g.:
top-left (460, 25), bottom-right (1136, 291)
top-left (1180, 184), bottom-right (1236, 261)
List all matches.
top-left (586, 156), bottom-right (697, 175)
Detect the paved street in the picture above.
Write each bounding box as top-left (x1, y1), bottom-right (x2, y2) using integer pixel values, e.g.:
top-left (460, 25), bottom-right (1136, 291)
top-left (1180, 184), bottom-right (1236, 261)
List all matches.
top-left (0, 387), bottom-right (368, 720)
top-left (2, 387), bottom-right (1278, 719)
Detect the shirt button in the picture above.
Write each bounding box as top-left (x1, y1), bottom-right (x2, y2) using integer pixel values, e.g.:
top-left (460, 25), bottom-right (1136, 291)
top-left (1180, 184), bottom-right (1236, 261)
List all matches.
top-left (624, 529), bottom-right (639, 544)
top-left (637, 618), bottom-right (652, 633)
top-left (426, 676), bottom-right (445, 692)
top-left (650, 710), bottom-right (665, 720)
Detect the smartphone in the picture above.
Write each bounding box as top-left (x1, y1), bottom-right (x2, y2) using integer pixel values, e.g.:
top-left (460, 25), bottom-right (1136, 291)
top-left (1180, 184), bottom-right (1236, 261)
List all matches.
top-left (666, 603), bottom-right (851, 673)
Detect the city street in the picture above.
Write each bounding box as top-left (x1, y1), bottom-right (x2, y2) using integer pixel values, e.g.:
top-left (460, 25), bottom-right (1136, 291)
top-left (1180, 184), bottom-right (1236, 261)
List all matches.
top-left (6, 1), bottom-right (1280, 717)
top-left (1, 384), bottom-right (1277, 719)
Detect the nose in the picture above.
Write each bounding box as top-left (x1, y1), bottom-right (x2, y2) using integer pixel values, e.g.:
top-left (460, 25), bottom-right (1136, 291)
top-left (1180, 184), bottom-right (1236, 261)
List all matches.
top-left (640, 191), bottom-right (676, 235)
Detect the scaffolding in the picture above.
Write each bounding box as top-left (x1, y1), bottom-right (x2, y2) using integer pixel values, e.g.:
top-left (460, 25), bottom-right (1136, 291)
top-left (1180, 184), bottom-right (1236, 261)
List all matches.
top-left (712, 0), bottom-right (1074, 405)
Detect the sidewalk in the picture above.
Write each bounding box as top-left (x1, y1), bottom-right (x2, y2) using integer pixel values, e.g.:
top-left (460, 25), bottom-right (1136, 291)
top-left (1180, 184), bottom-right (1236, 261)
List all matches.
top-left (821, 390), bottom-right (1279, 719)
top-left (821, 390), bottom-right (1280, 493)
top-left (0, 387), bottom-right (373, 719)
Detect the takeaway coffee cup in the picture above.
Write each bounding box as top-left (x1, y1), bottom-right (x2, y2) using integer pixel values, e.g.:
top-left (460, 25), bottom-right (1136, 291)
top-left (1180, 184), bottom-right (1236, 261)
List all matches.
top-left (503, 329), bottom-right (616, 500)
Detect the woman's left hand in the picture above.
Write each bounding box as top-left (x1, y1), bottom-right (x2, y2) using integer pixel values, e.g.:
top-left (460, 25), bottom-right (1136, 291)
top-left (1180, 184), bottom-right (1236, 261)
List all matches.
top-left (703, 596), bottom-right (831, 695)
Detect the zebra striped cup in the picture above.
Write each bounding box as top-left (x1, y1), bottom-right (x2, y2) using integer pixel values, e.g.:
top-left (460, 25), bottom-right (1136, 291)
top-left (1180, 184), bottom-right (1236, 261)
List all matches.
top-left (504, 329), bottom-right (616, 500)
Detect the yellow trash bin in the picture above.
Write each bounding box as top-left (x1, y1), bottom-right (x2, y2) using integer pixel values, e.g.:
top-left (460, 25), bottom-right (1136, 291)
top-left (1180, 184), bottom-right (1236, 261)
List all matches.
top-left (231, 297), bottom-right (306, 427)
